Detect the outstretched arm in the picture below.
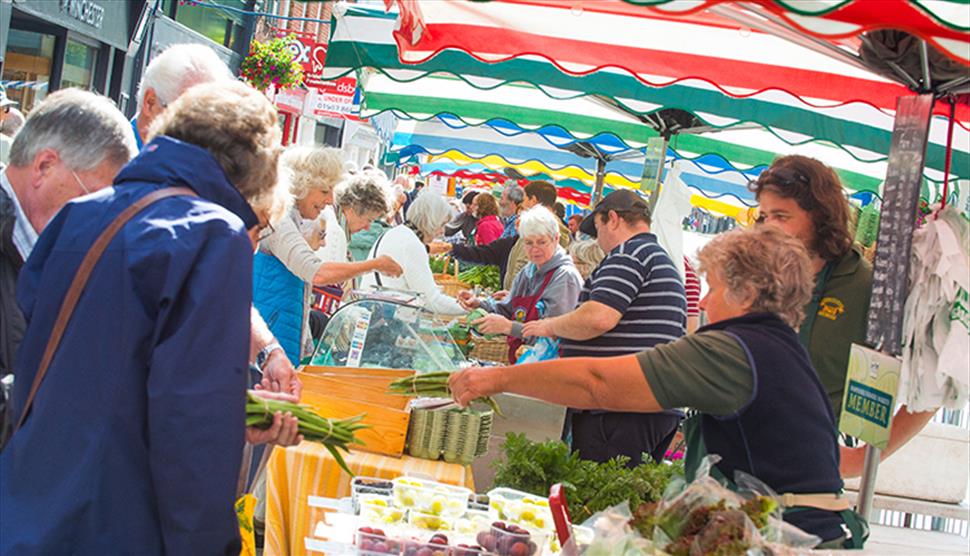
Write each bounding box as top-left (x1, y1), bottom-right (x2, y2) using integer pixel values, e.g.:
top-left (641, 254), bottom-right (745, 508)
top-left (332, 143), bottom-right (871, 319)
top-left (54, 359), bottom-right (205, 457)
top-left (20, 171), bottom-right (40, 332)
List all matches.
top-left (448, 354), bottom-right (660, 413)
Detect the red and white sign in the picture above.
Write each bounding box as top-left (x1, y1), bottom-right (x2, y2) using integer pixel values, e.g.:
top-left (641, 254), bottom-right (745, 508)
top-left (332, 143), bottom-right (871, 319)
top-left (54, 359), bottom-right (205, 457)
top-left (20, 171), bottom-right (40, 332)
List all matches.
top-left (277, 30), bottom-right (332, 92)
top-left (304, 77), bottom-right (359, 119)
top-left (275, 87), bottom-right (307, 114)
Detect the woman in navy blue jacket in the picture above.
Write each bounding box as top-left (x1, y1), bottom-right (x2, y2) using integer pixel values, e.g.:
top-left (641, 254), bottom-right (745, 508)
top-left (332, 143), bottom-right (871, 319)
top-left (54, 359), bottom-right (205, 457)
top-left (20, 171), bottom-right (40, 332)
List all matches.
top-left (1, 81), bottom-right (286, 556)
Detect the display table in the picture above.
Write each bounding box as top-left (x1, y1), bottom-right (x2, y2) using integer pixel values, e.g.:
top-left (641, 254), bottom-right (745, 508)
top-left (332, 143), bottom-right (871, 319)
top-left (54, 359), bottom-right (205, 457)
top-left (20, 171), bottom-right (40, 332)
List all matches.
top-left (264, 442), bottom-right (474, 556)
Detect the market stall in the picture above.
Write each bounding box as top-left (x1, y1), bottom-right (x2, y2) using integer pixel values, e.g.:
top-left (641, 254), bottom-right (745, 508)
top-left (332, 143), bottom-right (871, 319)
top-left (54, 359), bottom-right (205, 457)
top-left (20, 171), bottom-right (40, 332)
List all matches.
top-left (256, 1), bottom-right (970, 553)
top-left (263, 292), bottom-right (569, 555)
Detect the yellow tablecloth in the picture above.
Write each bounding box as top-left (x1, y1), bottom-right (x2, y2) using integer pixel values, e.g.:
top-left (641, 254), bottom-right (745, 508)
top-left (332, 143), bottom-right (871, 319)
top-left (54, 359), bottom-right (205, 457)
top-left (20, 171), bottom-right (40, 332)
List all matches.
top-left (264, 443), bottom-right (474, 556)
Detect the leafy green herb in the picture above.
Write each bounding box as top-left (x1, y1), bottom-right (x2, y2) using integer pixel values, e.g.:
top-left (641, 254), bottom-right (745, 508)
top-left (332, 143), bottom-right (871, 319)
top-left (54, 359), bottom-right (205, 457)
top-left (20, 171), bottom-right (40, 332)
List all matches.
top-left (492, 433), bottom-right (683, 521)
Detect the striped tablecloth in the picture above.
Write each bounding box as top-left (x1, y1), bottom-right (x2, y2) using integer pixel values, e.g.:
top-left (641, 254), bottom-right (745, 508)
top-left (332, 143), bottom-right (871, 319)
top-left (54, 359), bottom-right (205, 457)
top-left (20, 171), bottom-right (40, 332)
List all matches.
top-left (264, 443), bottom-right (474, 556)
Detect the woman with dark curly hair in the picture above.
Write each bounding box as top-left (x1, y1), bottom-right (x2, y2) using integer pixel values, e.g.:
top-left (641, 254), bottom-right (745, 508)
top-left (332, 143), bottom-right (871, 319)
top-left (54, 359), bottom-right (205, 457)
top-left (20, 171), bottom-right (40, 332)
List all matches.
top-left (749, 155), bottom-right (867, 419)
top-left (750, 155), bottom-right (935, 480)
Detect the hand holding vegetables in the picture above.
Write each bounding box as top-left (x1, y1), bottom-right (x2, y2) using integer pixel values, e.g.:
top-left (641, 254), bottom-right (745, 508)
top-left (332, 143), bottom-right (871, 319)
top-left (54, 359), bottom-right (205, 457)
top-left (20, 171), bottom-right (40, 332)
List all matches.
top-left (389, 371), bottom-right (503, 416)
top-left (473, 313), bottom-right (514, 336)
top-left (447, 368), bottom-right (505, 412)
top-left (245, 389), bottom-right (303, 447)
top-left (245, 391), bottom-right (368, 475)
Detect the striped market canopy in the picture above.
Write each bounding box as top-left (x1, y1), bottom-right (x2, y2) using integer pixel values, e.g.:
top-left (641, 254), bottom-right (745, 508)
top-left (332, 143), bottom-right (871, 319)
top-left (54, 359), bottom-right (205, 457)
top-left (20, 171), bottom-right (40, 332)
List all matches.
top-left (391, 117), bottom-right (921, 205)
top-left (621, 0), bottom-right (970, 65)
top-left (389, 0), bottom-right (970, 99)
top-left (328, 4), bottom-right (968, 187)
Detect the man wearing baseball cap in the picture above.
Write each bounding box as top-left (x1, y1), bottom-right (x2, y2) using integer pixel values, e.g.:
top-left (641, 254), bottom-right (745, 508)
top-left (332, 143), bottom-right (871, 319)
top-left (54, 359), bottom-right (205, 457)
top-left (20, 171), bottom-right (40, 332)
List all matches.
top-left (523, 189), bottom-right (687, 465)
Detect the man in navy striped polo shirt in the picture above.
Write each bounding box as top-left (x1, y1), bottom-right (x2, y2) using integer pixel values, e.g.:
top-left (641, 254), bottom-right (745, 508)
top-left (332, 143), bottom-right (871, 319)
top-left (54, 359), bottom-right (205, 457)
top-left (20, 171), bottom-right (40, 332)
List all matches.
top-left (523, 189), bottom-right (686, 465)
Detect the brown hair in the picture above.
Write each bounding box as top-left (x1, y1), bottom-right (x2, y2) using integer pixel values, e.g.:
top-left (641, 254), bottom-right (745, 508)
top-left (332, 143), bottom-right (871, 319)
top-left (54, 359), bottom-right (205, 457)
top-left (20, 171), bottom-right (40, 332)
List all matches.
top-left (749, 155), bottom-right (853, 261)
top-left (150, 81), bottom-right (281, 208)
top-left (595, 209), bottom-right (651, 228)
top-left (524, 181), bottom-right (558, 209)
top-left (474, 192), bottom-right (500, 217)
top-left (697, 226), bottom-right (814, 329)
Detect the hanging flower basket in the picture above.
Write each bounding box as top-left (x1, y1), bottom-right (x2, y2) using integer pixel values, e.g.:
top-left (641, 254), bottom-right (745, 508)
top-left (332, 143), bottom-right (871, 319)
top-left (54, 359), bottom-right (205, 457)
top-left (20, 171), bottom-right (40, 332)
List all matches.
top-left (240, 36), bottom-right (304, 93)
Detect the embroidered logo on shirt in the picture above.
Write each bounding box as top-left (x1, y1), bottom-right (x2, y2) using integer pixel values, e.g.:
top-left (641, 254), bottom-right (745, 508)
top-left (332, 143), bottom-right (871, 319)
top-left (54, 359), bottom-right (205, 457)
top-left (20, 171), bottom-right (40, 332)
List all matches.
top-left (514, 307), bottom-right (527, 322)
top-left (818, 297), bottom-right (845, 321)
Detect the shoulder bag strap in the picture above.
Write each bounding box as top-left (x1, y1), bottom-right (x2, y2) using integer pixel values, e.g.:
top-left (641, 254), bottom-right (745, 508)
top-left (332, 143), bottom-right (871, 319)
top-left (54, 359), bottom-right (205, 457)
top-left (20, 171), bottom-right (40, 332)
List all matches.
top-left (371, 230), bottom-right (390, 287)
top-left (15, 186), bottom-right (197, 431)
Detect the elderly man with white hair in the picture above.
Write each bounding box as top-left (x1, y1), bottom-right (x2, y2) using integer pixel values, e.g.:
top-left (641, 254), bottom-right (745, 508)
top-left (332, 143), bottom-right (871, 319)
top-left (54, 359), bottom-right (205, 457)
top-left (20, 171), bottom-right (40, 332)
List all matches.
top-left (458, 206), bottom-right (583, 363)
top-left (0, 89), bottom-right (137, 446)
top-left (128, 43), bottom-right (303, 402)
top-left (361, 189), bottom-right (466, 315)
top-left (130, 43), bottom-right (233, 148)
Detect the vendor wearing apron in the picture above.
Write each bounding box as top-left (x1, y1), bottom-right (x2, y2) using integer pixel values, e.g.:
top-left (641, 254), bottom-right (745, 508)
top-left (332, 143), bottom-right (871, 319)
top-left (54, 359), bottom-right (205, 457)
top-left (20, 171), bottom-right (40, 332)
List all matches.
top-left (458, 206), bottom-right (583, 363)
top-left (448, 226), bottom-right (868, 548)
top-left (752, 155), bottom-right (935, 476)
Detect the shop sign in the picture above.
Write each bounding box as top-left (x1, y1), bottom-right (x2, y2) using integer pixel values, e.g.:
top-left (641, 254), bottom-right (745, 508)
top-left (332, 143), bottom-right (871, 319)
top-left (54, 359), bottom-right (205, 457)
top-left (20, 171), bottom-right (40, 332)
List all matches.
top-left (275, 87), bottom-right (307, 115)
top-left (277, 30), bottom-right (332, 92)
top-left (839, 344), bottom-right (901, 449)
top-left (59, 0), bottom-right (104, 29)
top-left (303, 77), bottom-right (360, 119)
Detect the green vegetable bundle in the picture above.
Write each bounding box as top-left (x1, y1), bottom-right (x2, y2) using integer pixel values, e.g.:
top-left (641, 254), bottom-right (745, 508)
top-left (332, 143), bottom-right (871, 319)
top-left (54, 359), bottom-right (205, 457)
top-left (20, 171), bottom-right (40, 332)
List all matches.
top-left (245, 392), bottom-right (368, 475)
top-left (428, 256), bottom-right (448, 274)
top-left (387, 371), bottom-right (503, 416)
top-left (492, 433), bottom-right (683, 521)
top-left (458, 265), bottom-right (501, 290)
top-left (465, 308), bottom-right (499, 340)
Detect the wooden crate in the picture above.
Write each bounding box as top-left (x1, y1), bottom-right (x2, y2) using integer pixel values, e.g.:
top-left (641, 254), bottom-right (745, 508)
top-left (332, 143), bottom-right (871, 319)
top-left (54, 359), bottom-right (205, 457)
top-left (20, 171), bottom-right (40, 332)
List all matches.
top-left (298, 366), bottom-right (416, 457)
top-left (300, 391), bottom-right (411, 458)
top-left (300, 366), bottom-right (414, 410)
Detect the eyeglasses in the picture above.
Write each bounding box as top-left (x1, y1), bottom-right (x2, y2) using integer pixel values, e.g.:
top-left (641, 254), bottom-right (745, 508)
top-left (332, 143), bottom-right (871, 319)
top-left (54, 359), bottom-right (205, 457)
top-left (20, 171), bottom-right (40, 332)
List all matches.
top-left (256, 221), bottom-right (276, 242)
top-left (71, 170), bottom-right (92, 195)
top-left (523, 237), bottom-right (553, 250)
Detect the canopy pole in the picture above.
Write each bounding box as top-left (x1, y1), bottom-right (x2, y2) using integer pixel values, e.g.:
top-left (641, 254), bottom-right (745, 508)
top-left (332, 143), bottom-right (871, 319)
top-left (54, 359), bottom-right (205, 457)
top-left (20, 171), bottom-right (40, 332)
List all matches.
top-left (591, 157), bottom-right (607, 207)
top-left (856, 93), bottom-right (935, 523)
top-left (646, 136), bottom-right (670, 213)
top-left (857, 445), bottom-right (882, 520)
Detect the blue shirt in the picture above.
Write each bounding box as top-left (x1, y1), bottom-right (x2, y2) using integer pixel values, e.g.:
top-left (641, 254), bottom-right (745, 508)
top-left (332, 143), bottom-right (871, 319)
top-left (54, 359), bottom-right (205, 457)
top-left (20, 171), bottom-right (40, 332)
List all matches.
top-left (561, 233), bottom-right (686, 357)
top-left (0, 137), bottom-right (257, 555)
top-left (500, 214), bottom-right (518, 238)
top-left (131, 115), bottom-right (144, 150)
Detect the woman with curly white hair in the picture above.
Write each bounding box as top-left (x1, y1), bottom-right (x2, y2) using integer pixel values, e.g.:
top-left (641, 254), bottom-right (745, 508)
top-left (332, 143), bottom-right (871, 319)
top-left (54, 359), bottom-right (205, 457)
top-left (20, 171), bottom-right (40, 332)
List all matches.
top-left (360, 189), bottom-right (466, 315)
top-left (253, 148), bottom-right (402, 364)
top-left (450, 226), bottom-right (863, 548)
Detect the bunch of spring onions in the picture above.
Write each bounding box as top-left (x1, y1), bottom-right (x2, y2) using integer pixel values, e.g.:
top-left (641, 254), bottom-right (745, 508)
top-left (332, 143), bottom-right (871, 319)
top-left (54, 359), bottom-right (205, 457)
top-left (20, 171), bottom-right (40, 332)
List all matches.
top-left (387, 372), bottom-right (503, 416)
top-left (245, 392), bottom-right (368, 475)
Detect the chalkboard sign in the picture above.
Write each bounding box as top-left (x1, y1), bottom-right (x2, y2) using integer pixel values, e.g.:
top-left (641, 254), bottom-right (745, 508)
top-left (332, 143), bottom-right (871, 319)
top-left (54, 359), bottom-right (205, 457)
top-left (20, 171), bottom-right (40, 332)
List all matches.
top-left (864, 94), bottom-right (934, 355)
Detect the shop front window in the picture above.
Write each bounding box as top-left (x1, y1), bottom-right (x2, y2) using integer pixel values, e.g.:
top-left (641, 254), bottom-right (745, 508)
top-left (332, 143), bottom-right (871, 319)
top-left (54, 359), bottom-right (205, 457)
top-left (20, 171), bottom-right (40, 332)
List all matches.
top-left (1, 28), bottom-right (55, 114)
top-left (61, 40), bottom-right (98, 91)
top-left (174, 0), bottom-right (246, 49)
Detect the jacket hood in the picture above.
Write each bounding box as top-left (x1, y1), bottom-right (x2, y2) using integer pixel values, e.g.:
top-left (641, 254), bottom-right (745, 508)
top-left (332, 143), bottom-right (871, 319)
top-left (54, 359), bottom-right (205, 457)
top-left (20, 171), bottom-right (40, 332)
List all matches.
top-left (114, 136), bottom-right (258, 229)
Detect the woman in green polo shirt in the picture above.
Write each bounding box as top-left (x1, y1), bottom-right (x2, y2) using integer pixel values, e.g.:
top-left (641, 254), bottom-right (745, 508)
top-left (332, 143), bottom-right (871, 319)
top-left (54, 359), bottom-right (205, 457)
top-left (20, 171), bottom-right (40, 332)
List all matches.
top-left (750, 155), bottom-right (935, 477)
top-left (449, 226), bottom-right (865, 548)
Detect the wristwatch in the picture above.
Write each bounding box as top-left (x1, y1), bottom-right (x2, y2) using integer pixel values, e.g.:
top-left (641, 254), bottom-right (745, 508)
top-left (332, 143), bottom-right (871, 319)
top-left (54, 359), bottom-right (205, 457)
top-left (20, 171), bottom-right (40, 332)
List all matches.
top-left (255, 342), bottom-right (284, 370)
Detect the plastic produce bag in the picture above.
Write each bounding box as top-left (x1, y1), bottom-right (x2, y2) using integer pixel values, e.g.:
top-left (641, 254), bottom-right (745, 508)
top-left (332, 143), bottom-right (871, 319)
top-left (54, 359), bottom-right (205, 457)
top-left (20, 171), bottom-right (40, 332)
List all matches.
top-left (627, 456), bottom-right (821, 555)
top-left (515, 337), bottom-right (561, 364)
top-left (579, 502), bottom-right (653, 556)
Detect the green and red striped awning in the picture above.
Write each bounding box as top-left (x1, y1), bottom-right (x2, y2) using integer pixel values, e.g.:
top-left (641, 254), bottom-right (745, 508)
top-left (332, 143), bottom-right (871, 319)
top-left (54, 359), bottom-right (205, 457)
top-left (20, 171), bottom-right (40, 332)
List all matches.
top-left (327, 4), bottom-right (968, 187)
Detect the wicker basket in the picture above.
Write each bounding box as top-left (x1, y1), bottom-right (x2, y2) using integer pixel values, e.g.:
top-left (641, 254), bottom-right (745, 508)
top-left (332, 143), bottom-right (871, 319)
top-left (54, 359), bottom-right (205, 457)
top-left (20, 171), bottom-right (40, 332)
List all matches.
top-left (407, 407), bottom-right (494, 465)
top-left (469, 336), bottom-right (510, 364)
top-left (433, 257), bottom-right (470, 297)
